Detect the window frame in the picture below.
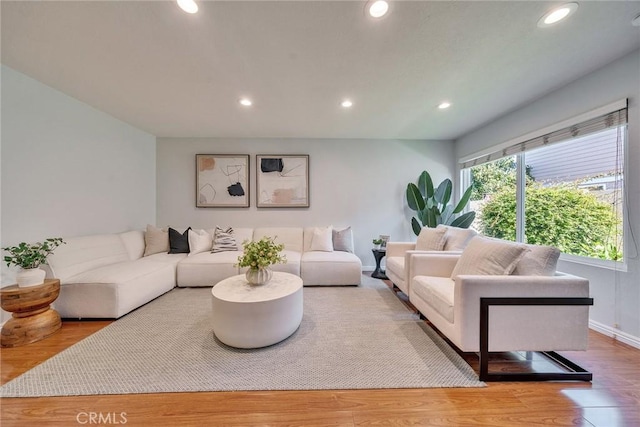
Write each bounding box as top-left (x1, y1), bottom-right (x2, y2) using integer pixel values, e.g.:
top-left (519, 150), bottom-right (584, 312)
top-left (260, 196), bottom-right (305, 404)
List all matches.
top-left (459, 101), bottom-right (628, 270)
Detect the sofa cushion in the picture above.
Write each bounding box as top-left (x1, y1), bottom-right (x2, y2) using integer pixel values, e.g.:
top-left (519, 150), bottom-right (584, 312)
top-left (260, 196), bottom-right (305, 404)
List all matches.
top-left (254, 227), bottom-right (303, 252)
top-left (46, 234), bottom-right (130, 281)
top-left (211, 226), bottom-right (238, 253)
top-left (56, 260), bottom-right (176, 318)
top-left (188, 229), bottom-right (213, 256)
top-left (143, 224), bottom-right (169, 256)
top-left (451, 236), bottom-right (529, 278)
top-left (267, 250), bottom-right (301, 276)
top-left (120, 230), bottom-right (145, 260)
top-left (440, 225), bottom-right (477, 251)
top-left (169, 227), bottom-right (191, 254)
top-left (177, 250), bottom-right (242, 287)
top-left (142, 252), bottom-right (187, 266)
top-left (310, 226), bottom-right (334, 252)
top-left (415, 226), bottom-right (447, 251)
top-left (64, 259), bottom-right (173, 285)
top-left (332, 227), bottom-right (354, 253)
top-left (412, 276), bottom-right (455, 323)
top-left (300, 251), bottom-right (362, 285)
top-left (513, 244), bottom-right (561, 276)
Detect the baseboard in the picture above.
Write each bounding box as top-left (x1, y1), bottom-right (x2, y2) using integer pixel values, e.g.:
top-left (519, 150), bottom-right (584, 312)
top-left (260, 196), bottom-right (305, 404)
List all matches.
top-left (589, 319), bottom-right (640, 349)
top-left (362, 266), bottom-right (375, 272)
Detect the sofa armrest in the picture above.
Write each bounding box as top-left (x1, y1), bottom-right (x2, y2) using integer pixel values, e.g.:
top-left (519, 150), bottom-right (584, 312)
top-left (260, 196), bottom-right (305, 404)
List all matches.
top-left (386, 242), bottom-right (416, 258)
top-left (409, 252), bottom-right (461, 279)
top-left (454, 273), bottom-right (590, 352)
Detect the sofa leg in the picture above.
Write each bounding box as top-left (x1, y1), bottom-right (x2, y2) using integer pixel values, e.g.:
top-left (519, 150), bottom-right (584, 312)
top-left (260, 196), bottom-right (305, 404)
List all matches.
top-left (479, 297), bottom-right (594, 382)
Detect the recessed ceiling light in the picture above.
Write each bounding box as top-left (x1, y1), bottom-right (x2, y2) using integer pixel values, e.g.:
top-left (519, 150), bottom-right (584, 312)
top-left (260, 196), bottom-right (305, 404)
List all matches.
top-left (538, 3), bottom-right (578, 28)
top-left (239, 98), bottom-right (252, 107)
top-left (366, 0), bottom-right (389, 19)
top-left (633, 13), bottom-right (640, 27)
top-left (438, 102), bottom-right (451, 109)
top-left (177, 0), bottom-right (198, 14)
top-left (341, 99), bottom-right (353, 108)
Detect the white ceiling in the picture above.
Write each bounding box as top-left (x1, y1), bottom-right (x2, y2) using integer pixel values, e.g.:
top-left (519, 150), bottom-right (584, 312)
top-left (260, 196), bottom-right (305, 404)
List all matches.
top-left (2, 1), bottom-right (640, 140)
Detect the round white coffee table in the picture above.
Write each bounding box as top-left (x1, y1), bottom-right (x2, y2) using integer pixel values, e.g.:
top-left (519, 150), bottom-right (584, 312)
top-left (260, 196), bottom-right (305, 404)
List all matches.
top-left (211, 272), bottom-right (303, 349)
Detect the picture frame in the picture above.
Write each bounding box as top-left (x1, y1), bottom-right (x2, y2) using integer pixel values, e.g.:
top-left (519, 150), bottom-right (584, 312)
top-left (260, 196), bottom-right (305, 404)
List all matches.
top-left (256, 155), bottom-right (309, 208)
top-left (196, 154), bottom-right (250, 208)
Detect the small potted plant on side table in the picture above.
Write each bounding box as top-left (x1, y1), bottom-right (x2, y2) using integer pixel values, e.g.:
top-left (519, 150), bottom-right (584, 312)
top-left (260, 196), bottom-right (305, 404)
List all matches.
top-left (372, 238), bottom-right (383, 250)
top-left (3, 238), bottom-right (65, 287)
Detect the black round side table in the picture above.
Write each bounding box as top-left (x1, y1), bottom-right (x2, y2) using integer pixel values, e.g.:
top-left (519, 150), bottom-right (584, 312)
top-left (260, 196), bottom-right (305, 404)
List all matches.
top-left (371, 249), bottom-right (388, 280)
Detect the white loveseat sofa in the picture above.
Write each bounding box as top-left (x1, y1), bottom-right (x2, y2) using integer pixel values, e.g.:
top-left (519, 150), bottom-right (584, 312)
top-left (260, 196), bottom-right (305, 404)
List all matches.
top-left (46, 226), bottom-right (362, 319)
top-left (386, 225), bottom-right (477, 295)
top-left (407, 235), bottom-right (593, 381)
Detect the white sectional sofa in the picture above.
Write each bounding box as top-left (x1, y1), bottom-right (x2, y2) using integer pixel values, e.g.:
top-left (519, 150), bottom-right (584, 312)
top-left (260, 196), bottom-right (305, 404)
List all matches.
top-left (46, 226), bottom-right (362, 319)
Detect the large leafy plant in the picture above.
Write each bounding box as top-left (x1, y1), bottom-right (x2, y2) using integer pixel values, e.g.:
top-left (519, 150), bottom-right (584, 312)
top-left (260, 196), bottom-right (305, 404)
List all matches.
top-left (406, 171), bottom-right (475, 236)
top-left (3, 238), bottom-right (65, 269)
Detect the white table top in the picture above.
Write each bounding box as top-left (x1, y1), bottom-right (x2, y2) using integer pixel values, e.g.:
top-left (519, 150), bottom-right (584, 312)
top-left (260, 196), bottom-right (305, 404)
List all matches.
top-left (211, 272), bottom-right (303, 303)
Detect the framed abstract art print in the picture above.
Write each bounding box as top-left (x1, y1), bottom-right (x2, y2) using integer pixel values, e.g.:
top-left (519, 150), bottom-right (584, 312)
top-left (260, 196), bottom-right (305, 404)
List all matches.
top-left (196, 154), bottom-right (250, 207)
top-left (256, 155), bottom-right (309, 208)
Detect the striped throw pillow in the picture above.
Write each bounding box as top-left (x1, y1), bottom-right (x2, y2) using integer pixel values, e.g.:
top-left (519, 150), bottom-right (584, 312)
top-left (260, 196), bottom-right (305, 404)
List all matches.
top-left (212, 226), bottom-right (238, 253)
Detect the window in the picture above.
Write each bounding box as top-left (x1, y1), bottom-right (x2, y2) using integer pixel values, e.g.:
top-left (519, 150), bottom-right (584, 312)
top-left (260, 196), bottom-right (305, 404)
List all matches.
top-left (462, 102), bottom-right (626, 263)
top-left (468, 156), bottom-right (518, 242)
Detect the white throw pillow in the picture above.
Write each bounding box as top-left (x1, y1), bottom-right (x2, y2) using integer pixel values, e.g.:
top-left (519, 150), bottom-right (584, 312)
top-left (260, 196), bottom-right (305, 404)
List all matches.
top-left (415, 227), bottom-right (447, 251)
top-left (143, 224), bottom-right (169, 256)
top-left (451, 236), bottom-right (529, 278)
top-left (513, 244), bottom-right (560, 276)
top-left (439, 224), bottom-right (477, 251)
top-left (188, 229), bottom-right (213, 256)
top-left (310, 226), bottom-right (334, 252)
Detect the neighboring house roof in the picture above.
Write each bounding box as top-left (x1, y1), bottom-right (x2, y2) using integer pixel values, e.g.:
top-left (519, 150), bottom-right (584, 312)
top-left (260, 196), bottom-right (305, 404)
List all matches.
top-left (525, 128), bottom-right (623, 183)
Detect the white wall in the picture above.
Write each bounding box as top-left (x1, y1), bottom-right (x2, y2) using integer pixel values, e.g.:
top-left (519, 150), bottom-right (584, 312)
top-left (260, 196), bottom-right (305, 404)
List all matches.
top-left (157, 138), bottom-right (454, 267)
top-left (455, 49), bottom-right (640, 345)
top-left (1, 66), bottom-right (157, 287)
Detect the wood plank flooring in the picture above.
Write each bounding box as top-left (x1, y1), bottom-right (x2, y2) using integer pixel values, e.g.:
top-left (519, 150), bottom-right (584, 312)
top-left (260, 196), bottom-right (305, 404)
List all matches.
top-left (1, 281), bottom-right (639, 426)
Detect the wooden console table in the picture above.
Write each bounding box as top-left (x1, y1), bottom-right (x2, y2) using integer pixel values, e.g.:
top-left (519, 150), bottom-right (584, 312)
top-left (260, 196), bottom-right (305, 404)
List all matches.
top-left (1, 279), bottom-right (62, 347)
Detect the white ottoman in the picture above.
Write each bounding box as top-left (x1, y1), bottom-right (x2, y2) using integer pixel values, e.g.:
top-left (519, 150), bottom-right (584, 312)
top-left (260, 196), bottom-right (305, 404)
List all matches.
top-left (211, 272), bottom-right (303, 349)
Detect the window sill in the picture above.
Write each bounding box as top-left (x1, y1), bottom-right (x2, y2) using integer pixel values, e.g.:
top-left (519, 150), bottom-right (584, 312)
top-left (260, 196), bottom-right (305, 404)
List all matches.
top-left (559, 253), bottom-right (627, 272)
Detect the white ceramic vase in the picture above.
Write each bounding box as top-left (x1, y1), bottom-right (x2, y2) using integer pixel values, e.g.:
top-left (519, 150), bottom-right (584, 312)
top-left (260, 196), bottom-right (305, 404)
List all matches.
top-left (245, 267), bottom-right (273, 285)
top-left (16, 267), bottom-right (46, 287)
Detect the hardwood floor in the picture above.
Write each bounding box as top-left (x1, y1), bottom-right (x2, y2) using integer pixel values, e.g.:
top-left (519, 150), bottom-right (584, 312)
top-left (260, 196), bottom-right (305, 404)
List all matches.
top-left (2, 282), bottom-right (639, 427)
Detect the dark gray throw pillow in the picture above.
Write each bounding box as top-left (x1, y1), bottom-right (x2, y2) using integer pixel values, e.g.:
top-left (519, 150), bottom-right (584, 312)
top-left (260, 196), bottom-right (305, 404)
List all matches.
top-left (169, 227), bottom-right (191, 254)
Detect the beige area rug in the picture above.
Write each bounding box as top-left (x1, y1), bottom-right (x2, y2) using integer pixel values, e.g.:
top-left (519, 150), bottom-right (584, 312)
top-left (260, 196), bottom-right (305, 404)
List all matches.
top-left (1, 275), bottom-right (484, 397)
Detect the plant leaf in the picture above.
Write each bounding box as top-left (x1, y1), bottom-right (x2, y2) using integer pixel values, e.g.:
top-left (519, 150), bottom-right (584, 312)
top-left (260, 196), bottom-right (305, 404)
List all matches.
top-left (451, 211), bottom-right (476, 228)
top-left (440, 204), bottom-right (454, 225)
top-left (426, 208), bottom-right (438, 228)
top-left (453, 185), bottom-right (474, 214)
top-left (411, 217), bottom-right (422, 236)
top-left (434, 179), bottom-right (452, 206)
top-left (406, 183), bottom-right (426, 211)
top-left (418, 171), bottom-right (434, 198)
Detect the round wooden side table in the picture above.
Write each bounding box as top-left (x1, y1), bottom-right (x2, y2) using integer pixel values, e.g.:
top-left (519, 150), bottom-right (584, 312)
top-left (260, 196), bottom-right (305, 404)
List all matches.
top-left (0, 278), bottom-right (62, 347)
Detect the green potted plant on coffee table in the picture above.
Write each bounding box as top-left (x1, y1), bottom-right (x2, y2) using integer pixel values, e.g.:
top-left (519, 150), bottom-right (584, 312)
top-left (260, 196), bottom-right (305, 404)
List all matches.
top-left (236, 236), bottom-right (286, 285)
